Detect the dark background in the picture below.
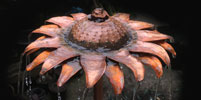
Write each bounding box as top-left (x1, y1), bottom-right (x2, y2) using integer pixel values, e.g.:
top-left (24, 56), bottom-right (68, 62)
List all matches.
top-left (1, 0), bottom-right (195, 99)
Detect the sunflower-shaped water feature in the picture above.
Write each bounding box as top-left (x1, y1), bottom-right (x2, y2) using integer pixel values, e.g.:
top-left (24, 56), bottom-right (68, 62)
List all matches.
top-left (24, 8), bottom-right (176, 95)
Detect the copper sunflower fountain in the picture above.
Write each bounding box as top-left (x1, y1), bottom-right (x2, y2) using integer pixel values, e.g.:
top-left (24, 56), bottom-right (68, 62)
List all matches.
top-left (24, 8), bottom-right (176, 95)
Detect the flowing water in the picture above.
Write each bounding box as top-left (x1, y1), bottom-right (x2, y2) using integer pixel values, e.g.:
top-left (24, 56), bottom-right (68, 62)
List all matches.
top-left (25, 72), bottom-right (32, 99)
top-left (57, 87), bottom-right (62, 100)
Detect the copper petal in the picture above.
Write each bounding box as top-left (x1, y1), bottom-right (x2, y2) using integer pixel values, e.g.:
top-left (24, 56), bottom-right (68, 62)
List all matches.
top-left (57, 59), bottom-right (82, 87)
top-left (71, 13), bottom-right (87, 20)
top-left (152, 56), bottom-right (163, 77)
top-left (113, 13), bottom-right (130, 22)
top-left (57, 64), bottom-right (73, 87)
top-left (24, 37), bottom-right (60, 53)
top-left (32, 24), bottom-right (60, 37)
top-left (129, 41), bottom-right (171, 67)
top-left (106, 49), bottom-right (144, 81)
top-left (46, 16), bottom-right (74, 28)
top-left (136, 30), bottom-right (173, 42)
top-left (80, 54), bottom-right (106, 88)
top-left (156, 41), bottom-right (176, 57)
top-left (26, 36), bottom-right (46, 55)
top-left (128, 20), bottom-right (154, 30)
top-left (138, 55), bottom-right (163, 78)
top-left (26, 50), bottom-right (51, 71)
top-left (40, 47), bottom-right (78, 74)
top-left (105, 63), bottom-right (124, 94)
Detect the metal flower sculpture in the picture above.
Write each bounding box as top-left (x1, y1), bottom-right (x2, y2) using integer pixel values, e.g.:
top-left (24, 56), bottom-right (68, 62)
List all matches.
top-left (24, 8), bottom-right (176, 94)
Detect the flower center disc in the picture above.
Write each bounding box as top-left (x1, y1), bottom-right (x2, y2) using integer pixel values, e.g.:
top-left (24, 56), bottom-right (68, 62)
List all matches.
top-left (65, 8), bottom-right (132, 52)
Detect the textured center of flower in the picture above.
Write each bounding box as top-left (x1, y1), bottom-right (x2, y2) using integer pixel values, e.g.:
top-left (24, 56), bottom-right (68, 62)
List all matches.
top-left (66, 9), bottom-right (132, 52)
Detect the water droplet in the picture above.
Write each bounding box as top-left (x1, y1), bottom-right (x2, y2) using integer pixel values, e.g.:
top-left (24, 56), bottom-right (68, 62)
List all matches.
top-left (57, 87), bottom-right (62, 100)
top-left (29, 85), bottom-right (32, 91)
top-left (57, 92), bottom-right (62, 100)
top-left (120, 65), bottom-right (123, 69)
top-left (29, 76), bottom-right (32, 85)
top-left (54, 64), bottom-right (60, 69)
top-left (25, 73), bottom-right (32, 100)
top-left (119, 63), bottom-right (124, 69)
top-left (41, 75), bottom-right (46, 81)
top-left (78, 88), bottom-right (81, 91)
top-left (25, 76), bottom-right (29, 86)
top-left (172, 54), bottom-right (176, 58)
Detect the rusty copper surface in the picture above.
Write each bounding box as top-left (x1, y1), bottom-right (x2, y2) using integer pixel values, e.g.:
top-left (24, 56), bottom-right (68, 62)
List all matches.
top-left (91, 8), bottom-right (109, 18)
top-left (40, 46), bottom-right (78, 74)
top-left (105, 63), bottom-right (124, 94)
top-left (24, 8), bottom-right (176, 95)
top-left (57, 59), bottom-right (82, 87)
top-left (71, 13), bottom-right (87, 20)
top-left (136, 30), bottom-right (173, 42)
top-left (156, 41), bottom-right (176, 57)
top-left (80, 54), bottom-right (106, 88)
top-left (106, 49), bottom-right (144, 81)
top-left (32, 24), bottom-right (60, 37)
top-left (68, 16), bottom-right (129, 50)
top-left (24, 37), bottom-right (60, 53)
top-left (26, 50), bottom-right (51, 71)
top-left (138, 55), bottom-right (163, 78)
top-left (128, 41), bottom-right (171, 67)
top-left (46, 16), bottom-right (74, 28)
